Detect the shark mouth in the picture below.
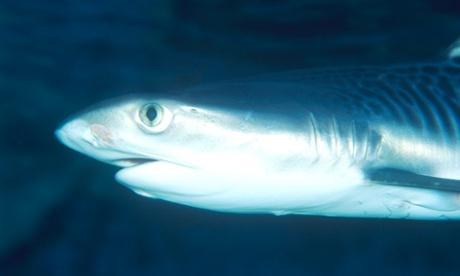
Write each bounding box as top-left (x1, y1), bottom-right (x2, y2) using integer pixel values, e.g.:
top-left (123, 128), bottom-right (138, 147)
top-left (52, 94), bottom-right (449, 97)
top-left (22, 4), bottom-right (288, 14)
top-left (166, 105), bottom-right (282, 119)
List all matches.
top-left (112, 158), bottom-right (158, 167)
top-left (112, 157), bottom-right (194, 170)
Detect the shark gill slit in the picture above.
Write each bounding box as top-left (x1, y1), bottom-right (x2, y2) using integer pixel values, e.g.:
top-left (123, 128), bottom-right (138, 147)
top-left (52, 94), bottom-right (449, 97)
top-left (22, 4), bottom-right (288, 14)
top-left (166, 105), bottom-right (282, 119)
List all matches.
top-left (307, 112), bottom-right (320, 165)
top-left (329, 116), bottom-right (341, 163)
top-left (349, 120), bottom-right (357, 162)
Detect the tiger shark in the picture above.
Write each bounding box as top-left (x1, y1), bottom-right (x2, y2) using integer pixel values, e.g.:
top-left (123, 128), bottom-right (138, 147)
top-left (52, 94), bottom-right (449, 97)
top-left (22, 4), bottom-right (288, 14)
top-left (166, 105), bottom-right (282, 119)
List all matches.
top-left (56, 55), bottom-right (460, 220)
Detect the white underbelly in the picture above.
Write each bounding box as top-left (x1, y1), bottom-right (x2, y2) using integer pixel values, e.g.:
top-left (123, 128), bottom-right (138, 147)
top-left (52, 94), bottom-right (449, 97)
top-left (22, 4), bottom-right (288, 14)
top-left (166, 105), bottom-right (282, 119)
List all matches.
top-left (116, 161), bottom-right (460, 220)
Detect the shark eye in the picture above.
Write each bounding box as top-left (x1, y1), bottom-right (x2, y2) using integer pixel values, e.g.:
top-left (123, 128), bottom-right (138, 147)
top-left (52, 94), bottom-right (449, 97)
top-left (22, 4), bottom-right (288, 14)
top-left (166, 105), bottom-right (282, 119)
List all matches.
top-left (138, 103), bottom-right (172, 133)
top-left (140, 104), bottom-right (161, 126)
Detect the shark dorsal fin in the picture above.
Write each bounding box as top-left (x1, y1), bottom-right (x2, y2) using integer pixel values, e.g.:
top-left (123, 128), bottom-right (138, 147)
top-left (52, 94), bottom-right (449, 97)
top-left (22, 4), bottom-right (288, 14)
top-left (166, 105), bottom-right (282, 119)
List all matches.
top-left (446, 38), bottom-right (460, 60)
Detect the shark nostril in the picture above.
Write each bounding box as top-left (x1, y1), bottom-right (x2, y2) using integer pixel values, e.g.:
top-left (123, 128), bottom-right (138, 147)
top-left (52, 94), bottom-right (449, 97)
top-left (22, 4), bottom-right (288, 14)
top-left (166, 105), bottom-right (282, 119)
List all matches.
top-left (90, 124), bottom-right (113, 144)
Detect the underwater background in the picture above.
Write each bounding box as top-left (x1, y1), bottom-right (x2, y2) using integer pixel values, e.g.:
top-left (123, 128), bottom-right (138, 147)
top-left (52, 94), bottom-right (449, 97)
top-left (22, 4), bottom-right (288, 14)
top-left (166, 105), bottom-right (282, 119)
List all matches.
top-left (2, 0), bottom-right (460, 275)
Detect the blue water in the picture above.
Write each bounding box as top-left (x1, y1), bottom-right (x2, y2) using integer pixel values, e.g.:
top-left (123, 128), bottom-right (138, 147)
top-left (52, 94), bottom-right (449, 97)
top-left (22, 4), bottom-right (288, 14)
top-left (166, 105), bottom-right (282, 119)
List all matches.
top-left (2, 0), bottom-right (460, 275)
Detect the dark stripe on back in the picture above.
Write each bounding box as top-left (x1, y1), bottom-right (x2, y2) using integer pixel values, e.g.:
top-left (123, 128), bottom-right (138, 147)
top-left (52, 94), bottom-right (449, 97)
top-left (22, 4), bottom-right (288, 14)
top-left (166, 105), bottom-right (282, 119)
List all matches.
top-left (416, 80), bottom-right (456, 141)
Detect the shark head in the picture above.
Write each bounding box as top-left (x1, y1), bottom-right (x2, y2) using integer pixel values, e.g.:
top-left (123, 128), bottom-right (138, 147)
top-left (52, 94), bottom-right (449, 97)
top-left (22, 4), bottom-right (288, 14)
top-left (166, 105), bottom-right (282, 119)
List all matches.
top-left (56, 85), bottom-right (360, 214)
top-left (54, 88), bottom-right (298, 172)
top-left (56, 95), bottom-right (238, 169)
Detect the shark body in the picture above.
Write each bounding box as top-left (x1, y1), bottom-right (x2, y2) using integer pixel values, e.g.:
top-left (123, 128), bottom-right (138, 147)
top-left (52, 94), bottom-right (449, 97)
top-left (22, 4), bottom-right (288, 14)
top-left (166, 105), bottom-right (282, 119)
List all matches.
top-left (56, 61), bottom-right (460, 220)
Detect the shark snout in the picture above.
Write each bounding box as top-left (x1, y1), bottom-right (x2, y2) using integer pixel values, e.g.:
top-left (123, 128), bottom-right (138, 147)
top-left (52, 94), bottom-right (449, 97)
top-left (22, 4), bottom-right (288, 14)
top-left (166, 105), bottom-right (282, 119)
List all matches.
top-left (55, 118), bottom-right (127, 165)
top-left (55, 119), bottom-right (92, 151)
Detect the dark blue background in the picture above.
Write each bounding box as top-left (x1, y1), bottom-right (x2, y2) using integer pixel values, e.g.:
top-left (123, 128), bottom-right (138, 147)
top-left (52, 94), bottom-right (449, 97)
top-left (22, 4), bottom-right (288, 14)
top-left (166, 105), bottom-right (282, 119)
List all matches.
top-left (2, 1), bottom-right (460, 275)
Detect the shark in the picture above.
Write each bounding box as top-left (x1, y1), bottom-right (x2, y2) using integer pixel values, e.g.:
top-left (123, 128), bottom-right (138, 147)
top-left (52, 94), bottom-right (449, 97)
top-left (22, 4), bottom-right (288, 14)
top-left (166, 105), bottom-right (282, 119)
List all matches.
top-left (56, 53), bottom-right (460, 220)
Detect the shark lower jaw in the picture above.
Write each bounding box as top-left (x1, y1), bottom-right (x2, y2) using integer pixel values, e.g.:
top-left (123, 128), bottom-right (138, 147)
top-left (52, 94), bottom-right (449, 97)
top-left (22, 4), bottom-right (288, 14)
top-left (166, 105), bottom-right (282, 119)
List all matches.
top-left (115, 160), bottom-right (220, 198)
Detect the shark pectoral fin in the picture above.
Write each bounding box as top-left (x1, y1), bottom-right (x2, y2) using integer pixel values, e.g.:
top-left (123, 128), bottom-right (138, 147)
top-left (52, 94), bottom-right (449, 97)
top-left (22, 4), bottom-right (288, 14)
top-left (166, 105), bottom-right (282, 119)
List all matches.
top-left (365, 167), bottom-right (460, 192)
top-left (365, 167), bottom-right (460, 212)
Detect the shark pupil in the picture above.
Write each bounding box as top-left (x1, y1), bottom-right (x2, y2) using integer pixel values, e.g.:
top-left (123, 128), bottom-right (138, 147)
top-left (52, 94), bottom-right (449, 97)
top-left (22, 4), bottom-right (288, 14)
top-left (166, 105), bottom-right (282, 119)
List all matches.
top-left (146, 106), bottom-right (158, 122)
